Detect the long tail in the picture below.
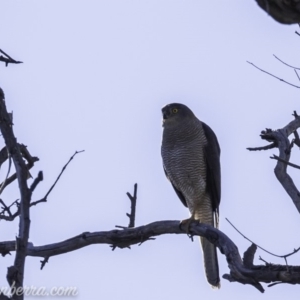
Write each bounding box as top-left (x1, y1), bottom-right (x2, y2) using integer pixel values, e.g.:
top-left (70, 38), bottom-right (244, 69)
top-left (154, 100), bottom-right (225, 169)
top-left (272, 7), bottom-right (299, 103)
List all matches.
top-left (195, 204), bottom-right (220, 288)
top-left (200, 236), bottom-right (220, 288)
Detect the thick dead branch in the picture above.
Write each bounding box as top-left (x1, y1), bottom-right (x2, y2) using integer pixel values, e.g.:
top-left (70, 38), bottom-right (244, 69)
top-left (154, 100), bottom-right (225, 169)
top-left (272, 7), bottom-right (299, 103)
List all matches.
top-left (0, 88), bottom-right (31, 299)
top-left (248, 112), bottom-right (300, 213)
top-left (0, 220), bottom-right (300, 292)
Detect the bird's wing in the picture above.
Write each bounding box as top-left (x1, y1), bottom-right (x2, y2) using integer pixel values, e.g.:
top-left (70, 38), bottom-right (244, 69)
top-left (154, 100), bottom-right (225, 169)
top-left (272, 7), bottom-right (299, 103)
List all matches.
top-left (202, 122), bottom-right (221, 226)
top-left (163, 165), bottom-right (188, 207)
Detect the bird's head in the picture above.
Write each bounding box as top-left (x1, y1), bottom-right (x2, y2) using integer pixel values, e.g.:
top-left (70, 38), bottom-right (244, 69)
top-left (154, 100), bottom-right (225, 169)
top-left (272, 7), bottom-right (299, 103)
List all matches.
top-left (161, 103), bottom-right (195, 127)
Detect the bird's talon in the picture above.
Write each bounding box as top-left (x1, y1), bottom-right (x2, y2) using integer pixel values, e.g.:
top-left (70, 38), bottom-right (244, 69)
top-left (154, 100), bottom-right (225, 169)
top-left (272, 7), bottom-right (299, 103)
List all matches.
top-left (180, 217), bottom-right (195, 234)
top-left (188, 234), bottom-right (194, 242)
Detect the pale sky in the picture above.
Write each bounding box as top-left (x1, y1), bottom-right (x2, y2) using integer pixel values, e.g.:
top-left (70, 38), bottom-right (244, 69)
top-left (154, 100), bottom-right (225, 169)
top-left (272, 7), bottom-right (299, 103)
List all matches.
top-left (1, 1), bottom-right (300, 299)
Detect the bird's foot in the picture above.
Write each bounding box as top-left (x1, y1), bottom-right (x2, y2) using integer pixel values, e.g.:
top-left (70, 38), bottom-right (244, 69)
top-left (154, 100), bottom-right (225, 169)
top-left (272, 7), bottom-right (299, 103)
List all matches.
top-left (179, 217), bottom-right (197, 241)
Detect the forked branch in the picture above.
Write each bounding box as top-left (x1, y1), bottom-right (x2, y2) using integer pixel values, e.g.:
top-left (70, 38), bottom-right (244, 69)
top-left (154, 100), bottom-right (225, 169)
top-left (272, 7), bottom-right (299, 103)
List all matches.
top-left (248, 111), bottom-right (300, 213)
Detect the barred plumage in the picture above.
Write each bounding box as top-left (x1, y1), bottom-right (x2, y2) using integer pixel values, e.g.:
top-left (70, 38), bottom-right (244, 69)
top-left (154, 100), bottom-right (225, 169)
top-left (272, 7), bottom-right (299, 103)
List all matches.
top-left (161, 103), bottom-right (221, 288)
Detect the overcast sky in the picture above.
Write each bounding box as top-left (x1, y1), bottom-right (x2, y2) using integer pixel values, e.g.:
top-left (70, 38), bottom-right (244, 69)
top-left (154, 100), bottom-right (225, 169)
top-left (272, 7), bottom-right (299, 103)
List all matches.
top-left (1, 1), bottom-right (300, 299)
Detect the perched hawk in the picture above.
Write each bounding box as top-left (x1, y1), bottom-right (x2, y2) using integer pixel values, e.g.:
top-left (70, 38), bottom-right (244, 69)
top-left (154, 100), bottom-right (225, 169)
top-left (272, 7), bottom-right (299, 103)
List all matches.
top-left (161, 103), bottom-right (221, 288)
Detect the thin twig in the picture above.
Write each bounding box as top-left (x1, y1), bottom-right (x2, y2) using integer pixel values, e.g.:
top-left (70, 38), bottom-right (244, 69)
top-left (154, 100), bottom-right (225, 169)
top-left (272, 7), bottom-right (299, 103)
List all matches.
top-left (226, 218), bottom-right (300, 259)
top-left (0, 49), bottom-right (23, 66)
top-left (0, 149), bottom-right (11, 195)
top-left (0, 149), bottom-right (80, 221)
top-left (268, 282), bottom-right (285, 288)
top-left (0, 161), bottom-right (38, 190)
top-left (0, 144), bottom-right (39, 191)
top-left (273, 54), bottom-right (300, 70)
top-left (126, 183), bottom-right (137, 228)
top-left (115, 183), bottom-right (138, 230)
top-left (0, 199), bottom-right (18, 216)
top-left (259, 256), bottom-right (270, 265)
top-left (30, 199), bottom-right (47, 207)
top-left (271, 155), bottom-right (300, 170)
top-left (247, 143), bottom-right (276, 151)
top-left (0, 199), bottom-right (12, 218)
top-left (247, 61), bottom-right (300, 88)
top-left (0, 198), bottom-right (46, 221)
top-left (40, 257), bottom-right (49, 270)
top-left (38, 150), bottom-right (84, 202)
top-left (295, 69), bottom-right (300, 82)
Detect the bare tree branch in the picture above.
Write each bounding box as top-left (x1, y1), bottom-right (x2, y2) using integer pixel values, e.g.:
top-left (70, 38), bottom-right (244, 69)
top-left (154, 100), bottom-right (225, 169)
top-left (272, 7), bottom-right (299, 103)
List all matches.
top-left (0, 88), bottom-right (31, 299)
top-left (0, 200), bottom-right (19, 221)
top-left (0, 220), bottom-right (300, 292)
top-left (40, 257), bottom-right (49, 270)
top-left (247, 142), bottom-right (276, 151)
top-left (0, 144), bottom-right (39, 192)
top-left (30, 171), bottom-right (43, 193)
top-left (116, 183), bottom-right (138, 229)
top-left (0, 150), bottom-right (82, 222)
top-left (0, 199), bottom-right (12, 218)
top-left (0, 148), bottom-right (12, 195)
top-left (0, 49), bottom-right (22, 67)
top-left (271, 154), bottom-right (300, 169)
top-left (37, 150), bottom-right (84, 203)
top-left (126, 183), bottom-right (137, 228)
top-left (226, 218), bottom-right (300, 259)
top-left (273, 54), bottom-right (300, 70)
top-left (248, 111), bottom-right (300, 213)
top-left (247, 61), bottom-right (300, 88)
top-left (294, 69), bottom-right (300, 81)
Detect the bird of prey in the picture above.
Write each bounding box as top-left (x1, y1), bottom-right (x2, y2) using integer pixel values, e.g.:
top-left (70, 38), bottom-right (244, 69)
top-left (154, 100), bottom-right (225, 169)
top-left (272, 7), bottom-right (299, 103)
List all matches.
top-left (161, 103), bottom-right (221, 288)
top-left (255, 0), bottom-right (300, 24)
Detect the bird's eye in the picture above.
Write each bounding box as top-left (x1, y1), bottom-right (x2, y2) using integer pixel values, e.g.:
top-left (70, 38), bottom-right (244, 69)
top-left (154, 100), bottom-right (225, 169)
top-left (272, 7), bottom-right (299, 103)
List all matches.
top-left (172, 108), bottom-right (178, 114)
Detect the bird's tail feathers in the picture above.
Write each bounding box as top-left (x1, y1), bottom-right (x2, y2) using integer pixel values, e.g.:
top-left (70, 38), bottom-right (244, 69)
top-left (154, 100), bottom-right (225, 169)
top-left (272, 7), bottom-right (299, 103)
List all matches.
top-left (200, 237), bottom-right (220, 288)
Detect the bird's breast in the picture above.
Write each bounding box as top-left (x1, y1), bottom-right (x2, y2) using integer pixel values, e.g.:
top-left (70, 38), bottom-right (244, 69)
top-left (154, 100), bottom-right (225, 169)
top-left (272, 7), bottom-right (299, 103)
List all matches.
top-left (162, 137), bottom-right (207, 196)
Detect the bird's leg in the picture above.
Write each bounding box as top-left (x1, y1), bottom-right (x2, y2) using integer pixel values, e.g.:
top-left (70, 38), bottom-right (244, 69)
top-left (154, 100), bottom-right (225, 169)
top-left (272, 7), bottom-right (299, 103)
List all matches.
top-left (179, 213), bottom-right (197, 241)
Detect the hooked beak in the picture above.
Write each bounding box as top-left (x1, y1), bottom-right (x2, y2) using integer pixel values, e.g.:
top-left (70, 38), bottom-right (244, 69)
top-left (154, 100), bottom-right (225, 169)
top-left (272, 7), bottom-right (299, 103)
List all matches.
top-left (162, 111), bottom-right (168, 126)
top-left (162, 110), bottom-right (169, 121)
